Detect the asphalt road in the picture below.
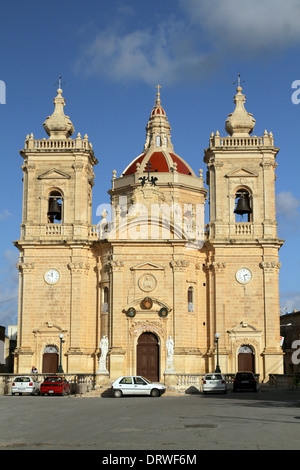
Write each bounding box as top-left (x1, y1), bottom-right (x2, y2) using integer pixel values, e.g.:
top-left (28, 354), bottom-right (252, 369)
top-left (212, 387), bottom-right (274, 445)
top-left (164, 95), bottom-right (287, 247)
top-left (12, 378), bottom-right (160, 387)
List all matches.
top-left (0, 388), bottom-right (300, 452)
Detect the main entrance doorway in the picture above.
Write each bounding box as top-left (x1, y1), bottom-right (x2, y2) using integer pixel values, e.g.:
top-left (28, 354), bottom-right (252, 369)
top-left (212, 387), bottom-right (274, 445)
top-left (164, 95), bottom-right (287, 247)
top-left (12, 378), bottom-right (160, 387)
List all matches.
top-left (137, 332), bottom-right (159, 382)
top-left (238, 345), bottom-right (255, 373)
top-left (42, 345), bottom-right (59, 373)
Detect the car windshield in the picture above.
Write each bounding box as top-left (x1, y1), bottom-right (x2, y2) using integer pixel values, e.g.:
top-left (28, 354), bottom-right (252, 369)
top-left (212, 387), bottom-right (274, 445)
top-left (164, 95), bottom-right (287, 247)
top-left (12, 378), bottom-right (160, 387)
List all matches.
top-left (205, 374), bottom-right (223, 380)
top-left (45, 377), bottom-right (62, 382)
top-left (14, 377), bottom-right (31, 383)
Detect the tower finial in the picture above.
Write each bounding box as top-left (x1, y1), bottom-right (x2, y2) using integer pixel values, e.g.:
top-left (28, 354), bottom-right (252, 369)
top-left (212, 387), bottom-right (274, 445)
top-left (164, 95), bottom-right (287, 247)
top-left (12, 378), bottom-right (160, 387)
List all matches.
top-left (225, 77), bottom-right (255, 137)
top-left (155, 83), bottom-right (161, 104)
top-left (54, 73), bottom-right (65, 91)
top-left (233, 72), bottom-right (245, 89)
top-left (44, 80), bottom-right (74, 139)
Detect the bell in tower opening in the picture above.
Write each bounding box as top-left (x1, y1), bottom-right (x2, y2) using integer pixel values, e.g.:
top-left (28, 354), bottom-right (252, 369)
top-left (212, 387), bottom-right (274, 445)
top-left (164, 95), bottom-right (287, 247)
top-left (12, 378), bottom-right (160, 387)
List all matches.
top-left (48, 191), bottom-right (62, 223)
top-left (234, 190), bottom-right (252, 222)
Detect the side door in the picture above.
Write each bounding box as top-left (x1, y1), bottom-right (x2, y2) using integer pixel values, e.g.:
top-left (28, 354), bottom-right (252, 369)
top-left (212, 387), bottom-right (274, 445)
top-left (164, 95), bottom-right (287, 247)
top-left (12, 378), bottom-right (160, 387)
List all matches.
top-left (133, 376), bottom-right (150, 395)
top-left (118, 377), bottom-right (134, 395)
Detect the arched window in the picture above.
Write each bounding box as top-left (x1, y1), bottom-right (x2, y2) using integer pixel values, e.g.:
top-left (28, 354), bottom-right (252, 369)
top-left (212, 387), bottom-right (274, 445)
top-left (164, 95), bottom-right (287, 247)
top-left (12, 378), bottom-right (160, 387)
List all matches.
top-left (47, 190), bottom-right (63, 223)
top-left (188, 286), bottom-right (194, 312)
top-left (234, 189), bottom-right (252, 222)
top-left (102, 286), bottom-right (109, 313)
top-left (156, 135), bottom-right (161, 147)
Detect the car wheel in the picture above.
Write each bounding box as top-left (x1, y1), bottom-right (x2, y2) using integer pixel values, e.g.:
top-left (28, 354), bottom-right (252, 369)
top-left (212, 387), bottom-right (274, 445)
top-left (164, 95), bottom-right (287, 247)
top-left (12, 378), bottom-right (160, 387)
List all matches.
top-left (150, 388), bottom-right (160, 397)
top-left (113, 389), bottom-right (123, 398)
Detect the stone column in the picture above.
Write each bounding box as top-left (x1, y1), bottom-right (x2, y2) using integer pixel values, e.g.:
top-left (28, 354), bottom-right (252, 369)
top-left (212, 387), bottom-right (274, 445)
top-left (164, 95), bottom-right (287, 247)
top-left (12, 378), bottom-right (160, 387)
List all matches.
top-left (211, 260), bottom-right (228, 373)
top-left (67, 258), bottom-right (90, 372)
top-left (106, 259), bottom-right (125, 380)
top-left (260, 260), bottom-right (284, 378)
top-left (15, 261), bottom-right (35, 373)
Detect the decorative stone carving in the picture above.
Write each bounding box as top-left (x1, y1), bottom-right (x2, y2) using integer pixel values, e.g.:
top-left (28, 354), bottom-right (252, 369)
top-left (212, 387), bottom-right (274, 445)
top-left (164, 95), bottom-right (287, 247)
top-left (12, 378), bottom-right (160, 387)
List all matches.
top-left (170, 260), bottom-right (190, 270)
top-left (97, 335), bottom-right (109, 375)
top-left (67, 262), bottom-right (90, 274)
top-left (260, 261), bottom-right (281, 271)
top-left (138, 273), bottom-right (157, 292)
top-left (165, 335), bottom-right (176, 374)
top-left (17, 262), bottom-right (35, 273)
top-left (106, 260), bottom-right (124, 272)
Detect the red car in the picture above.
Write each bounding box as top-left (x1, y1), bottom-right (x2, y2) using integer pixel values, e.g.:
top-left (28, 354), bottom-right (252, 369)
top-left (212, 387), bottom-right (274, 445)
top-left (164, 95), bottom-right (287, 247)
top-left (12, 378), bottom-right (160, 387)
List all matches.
top-left (40, 376), bottom-right (71, 396)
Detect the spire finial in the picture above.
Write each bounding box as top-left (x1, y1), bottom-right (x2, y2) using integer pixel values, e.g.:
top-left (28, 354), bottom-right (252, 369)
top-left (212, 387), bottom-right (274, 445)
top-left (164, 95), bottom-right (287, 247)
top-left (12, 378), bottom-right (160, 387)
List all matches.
top-left (155, 83), bottom-right (161, 104)
top-left (43, 77), bottom-right (74, 139)
top-left (54, 73), bottom-right (65, 91)
top-left (225, 76), bottom-right (255, 137)
top-left (233, 72), bottom-right (245, 90)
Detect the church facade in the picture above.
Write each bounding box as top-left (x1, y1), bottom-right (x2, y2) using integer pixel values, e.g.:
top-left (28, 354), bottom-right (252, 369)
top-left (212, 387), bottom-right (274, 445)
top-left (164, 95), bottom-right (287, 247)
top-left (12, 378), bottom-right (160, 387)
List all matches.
top-left (13, 83), bottom-right (284, 383)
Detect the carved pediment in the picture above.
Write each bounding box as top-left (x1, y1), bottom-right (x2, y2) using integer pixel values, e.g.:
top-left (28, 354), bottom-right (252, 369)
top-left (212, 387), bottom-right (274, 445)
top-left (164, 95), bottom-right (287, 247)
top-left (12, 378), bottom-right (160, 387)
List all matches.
top-left (225, 167), bottom-right (258, 178)
top-left (229, 322), bottom-right (259, 333)
top-left (33, 322), bottom-right (64, 334)
top-left (38, 168), bottom-right (71, 180)
top-left (130, 262), bottom-right (164, 271)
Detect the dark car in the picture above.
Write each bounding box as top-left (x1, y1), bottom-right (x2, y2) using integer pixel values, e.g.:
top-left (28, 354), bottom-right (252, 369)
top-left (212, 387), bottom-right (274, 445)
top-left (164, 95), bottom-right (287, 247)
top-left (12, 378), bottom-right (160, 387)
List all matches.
top-left (40, 376), bottom-right (71, 396)
top-left (233, 372), bottom-right (257, 392)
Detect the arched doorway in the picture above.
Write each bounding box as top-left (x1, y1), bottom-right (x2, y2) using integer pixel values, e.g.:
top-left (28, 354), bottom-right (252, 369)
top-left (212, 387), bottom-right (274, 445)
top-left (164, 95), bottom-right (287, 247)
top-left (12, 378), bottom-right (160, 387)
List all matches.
top-left (137, 332), bottom-right (159, 382)
top-left (238, 345), bottom-right (255, 372)
top-left (42, 345), bottom-right (59, 373)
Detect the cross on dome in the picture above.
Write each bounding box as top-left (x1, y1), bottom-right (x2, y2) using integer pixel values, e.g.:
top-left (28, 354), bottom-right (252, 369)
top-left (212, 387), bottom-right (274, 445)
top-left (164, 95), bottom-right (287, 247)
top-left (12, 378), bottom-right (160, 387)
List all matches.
top-left (155, 83), bottom-right (162, 104)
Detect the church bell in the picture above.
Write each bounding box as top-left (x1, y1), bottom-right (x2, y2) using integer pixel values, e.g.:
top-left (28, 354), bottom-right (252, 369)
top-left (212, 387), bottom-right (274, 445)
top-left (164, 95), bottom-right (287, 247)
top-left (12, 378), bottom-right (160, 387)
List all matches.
top-left (234, 192), bottom-right (252, 215)
top-left (48, 198), bottom-right (62, 221)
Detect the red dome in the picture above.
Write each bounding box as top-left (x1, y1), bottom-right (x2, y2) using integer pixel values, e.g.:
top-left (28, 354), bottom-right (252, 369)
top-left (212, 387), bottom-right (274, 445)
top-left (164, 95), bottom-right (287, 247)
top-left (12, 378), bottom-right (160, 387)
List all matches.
top-left (123, 151), bottom-right (195, 177)
top-left (121, 86), bottom-right (196, 179)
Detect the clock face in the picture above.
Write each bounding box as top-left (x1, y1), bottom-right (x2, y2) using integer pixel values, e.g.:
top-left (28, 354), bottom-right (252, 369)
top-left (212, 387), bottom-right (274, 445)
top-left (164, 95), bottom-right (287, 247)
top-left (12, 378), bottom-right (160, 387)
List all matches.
top-left (45, 269), bottom-right (60, 284)
top-left (236, 268), bottom-right (252, 284)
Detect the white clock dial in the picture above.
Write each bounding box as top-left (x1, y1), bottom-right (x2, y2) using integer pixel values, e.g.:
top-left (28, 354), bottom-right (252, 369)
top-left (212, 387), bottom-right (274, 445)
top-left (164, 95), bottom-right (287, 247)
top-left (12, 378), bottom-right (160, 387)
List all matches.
top-left (236, 268), bottom-right (252, 284)
top-left (45, 269), bottom-right (60, 284)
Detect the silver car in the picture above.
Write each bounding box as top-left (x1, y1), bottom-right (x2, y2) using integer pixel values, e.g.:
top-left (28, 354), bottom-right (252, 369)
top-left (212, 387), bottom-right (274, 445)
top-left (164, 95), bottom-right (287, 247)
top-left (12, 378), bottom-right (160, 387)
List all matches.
top-left (202, 373), bottom-right (226, 394)
top-left (11, 376), bottom-right (40, 396)
top-left (111, 376), bottom-right (166, 398)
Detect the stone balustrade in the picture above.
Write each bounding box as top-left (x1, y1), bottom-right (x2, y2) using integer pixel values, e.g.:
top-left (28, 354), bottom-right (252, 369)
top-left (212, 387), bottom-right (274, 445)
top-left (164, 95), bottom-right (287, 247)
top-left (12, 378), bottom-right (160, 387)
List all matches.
top-left (24, 134), bottom-right (93, 151)
top-left (209, 132), bottom-right (274, 148)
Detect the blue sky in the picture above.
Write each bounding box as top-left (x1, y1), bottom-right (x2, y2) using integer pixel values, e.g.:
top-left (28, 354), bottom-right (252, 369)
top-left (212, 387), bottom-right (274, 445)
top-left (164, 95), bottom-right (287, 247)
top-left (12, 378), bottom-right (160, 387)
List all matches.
top-left (0, 0), bottom-right (300, 328)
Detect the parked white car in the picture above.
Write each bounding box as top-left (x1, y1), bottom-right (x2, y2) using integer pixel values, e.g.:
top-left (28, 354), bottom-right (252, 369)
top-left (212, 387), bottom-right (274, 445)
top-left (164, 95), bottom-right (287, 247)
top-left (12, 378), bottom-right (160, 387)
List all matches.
top-left (111, 376), bottom-right (166, 398)
top-left (202, 373), bottom-right (226, 394)
top-left (11, 376), bottom-right (40, 396)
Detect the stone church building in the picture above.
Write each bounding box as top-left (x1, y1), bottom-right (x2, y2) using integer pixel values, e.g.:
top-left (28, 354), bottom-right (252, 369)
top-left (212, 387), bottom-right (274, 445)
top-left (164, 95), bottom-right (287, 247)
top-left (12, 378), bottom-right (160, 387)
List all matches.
top-left (13, 82), bottom-right (284, 383)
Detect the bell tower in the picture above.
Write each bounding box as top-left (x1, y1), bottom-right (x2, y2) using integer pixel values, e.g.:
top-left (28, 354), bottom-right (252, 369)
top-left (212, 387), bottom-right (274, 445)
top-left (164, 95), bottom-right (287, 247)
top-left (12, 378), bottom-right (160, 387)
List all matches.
top-left (204, 83), bottom-right (284, 379)
top-left (14, 86), bottom-right (98, 373)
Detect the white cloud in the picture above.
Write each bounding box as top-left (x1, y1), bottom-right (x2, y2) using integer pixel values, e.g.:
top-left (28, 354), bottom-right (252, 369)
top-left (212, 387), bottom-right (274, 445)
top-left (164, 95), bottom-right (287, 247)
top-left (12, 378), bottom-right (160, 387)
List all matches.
top-left (0, 209), bottom-right (12, 221)
top-left (180, 0), bottom-right (300, 54)
top-left (73, 0), bottom-right (300, 86)
top-left (74, 17), bottom-right (211, 85)
top-left (281, 292), bottom-right (300, 313)
top-left (276, 191), bottom-right (300, 219)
